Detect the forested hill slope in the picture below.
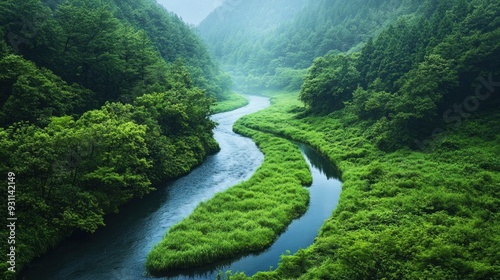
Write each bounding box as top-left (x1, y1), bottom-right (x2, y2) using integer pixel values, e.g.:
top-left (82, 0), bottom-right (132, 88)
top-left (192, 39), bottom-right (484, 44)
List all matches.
top-left (198, 0), bottom-right (499, 279)
top-left (299, 0), bottom-right (500, 150)
top-left (198, 0), bottom-right (424, 90)
top-left (110, 0), bottom-right (232, 100)
top-left (198, 0), bottom-right (307, 67)
top-left (2, 0), bottom-right (231, 104)
top-left (0, 0), bottom-right (226, 278)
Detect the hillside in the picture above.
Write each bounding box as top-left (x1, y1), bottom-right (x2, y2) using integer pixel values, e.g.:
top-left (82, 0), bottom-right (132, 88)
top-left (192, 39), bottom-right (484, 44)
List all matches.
top-left (164, 0), bottom-right (500, 278)
top-left (0, 0), bottom-right (227, 278)
top-left (198, 0), bottom-right (424, 91)
top-left (300, 0), bottom-right (500, 150)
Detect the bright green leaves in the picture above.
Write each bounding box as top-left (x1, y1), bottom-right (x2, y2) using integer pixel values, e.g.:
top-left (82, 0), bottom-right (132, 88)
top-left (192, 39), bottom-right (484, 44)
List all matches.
top-left (394, 54), bottom-right (458, 120)
top-left (0, 54), bottom-right (94, 126)
top-left (0, 88), bottom-right (218, 276)
top-left (134, 87), bottom-right (215, 136)
top-left (74, 110), bottom-right (152, 206)
top-left (2, 103), bottom-right (153, 216)
top-left (300, 54), bottom-right (359, 113)
top-left (56, 192), bottom-right (105, 233)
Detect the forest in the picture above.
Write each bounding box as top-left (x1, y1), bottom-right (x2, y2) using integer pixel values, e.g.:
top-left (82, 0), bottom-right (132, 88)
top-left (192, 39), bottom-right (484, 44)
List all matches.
top-left (155, 0), bottom-right (499, 279)
top-left (0, 0), bottom-right (231, 278)
top-left (1, 0), bottom-right (499, 279)
top-left (198, 0), bottom-right (425, 91)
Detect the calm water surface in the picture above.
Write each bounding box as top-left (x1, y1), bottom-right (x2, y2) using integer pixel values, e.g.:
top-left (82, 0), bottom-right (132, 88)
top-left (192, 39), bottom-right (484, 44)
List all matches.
top-left (23, 96), bottom-right (342, 280)
top-left (166, 143), bottom-right (342, 279)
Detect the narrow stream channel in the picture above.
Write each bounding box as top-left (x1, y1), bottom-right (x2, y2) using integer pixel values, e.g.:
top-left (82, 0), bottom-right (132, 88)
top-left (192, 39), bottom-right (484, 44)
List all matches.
top-left (166, 143), bottom-right (342, 279)
top-left (22, 95), bottom-right (342, 280)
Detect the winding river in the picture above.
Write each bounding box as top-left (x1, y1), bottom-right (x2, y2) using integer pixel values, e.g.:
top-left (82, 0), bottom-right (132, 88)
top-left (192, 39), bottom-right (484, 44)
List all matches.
top-left (22, 95), bottom-right (341, 279)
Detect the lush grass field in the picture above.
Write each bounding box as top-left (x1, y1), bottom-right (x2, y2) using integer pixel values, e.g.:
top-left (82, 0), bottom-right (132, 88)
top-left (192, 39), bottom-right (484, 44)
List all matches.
top-left (226, 92), bottom-right (500, 279)
top-left (146, 125), bottom-right (312, 275)
top-left (211, 92), bottom-right (249, 114)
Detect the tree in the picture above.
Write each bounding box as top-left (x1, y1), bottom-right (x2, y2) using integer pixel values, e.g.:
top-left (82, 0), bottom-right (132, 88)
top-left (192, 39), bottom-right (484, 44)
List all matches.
top-left (0, 54), bottom-right (93, 127)
top-left (300, 54), bottom-right (359, 113)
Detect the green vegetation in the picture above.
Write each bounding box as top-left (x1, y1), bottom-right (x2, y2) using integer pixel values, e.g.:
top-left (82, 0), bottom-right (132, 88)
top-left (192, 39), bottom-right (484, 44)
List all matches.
top-left (198, 0), bottom-right (423, 91)
top-left (146, 127), bottom-right (312, 275)
top-left (1, 0), bottom-right (231, 103)
top-left (198, 1), bottom-right (499, 278)
top-left (0, 71), bottom-right (219, 279)
top-left (229, 92), bottom-right (499, 279)
top-left (110, 0), bottom-right (232, 100)
top-left (211, 92), bottom-right (249, 114)
top-left (2, 0), bottom-right (499, 278)
top-left (0, 0), bottom-right (228, 278)
top-left (300, 0), bottom-right (500, 150)
top-left (146, 0), bottom-right (499, 278)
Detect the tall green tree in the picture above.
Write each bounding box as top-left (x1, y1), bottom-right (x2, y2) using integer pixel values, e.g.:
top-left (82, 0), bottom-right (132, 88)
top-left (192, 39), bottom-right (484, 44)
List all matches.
top-left (300, 54), bottom-right (359, 113)
top-left (0, 54), bottom-right (93, 126)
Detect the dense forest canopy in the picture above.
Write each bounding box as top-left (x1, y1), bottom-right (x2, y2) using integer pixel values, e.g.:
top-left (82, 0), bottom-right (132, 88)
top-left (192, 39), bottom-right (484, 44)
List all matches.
top-left (300, 0), bottom-right (500, 150)
top-left (200, 0), bottom-right (499, 149)
top-left (1, 0), bottom-right (231, 107)
top-left (198, 0), bottom-right (424, 91)
top-left (0, 0), bottom-right (227, 277)
top-left (1, 0), bottom-right (499, 278)
top-left (191, 0), bottom-right (500, 279)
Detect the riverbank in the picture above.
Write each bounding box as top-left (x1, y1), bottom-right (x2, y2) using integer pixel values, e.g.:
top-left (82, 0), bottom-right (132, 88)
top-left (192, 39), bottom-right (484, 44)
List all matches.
top-left (20, 96), bottom-right (270, 280)
top-left (212, 92), bottom-right (249, 114)
top-left (146, 123), bottom-right (312, 275)
top-left (230, 91), bottom-right (500, 279)
top-left (3, 91), bottom-right (220, 280)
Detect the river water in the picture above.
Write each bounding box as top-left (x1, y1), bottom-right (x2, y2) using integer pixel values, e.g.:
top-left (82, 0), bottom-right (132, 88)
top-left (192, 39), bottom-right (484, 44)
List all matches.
top-left (22, 95), bottom-right (341, 280)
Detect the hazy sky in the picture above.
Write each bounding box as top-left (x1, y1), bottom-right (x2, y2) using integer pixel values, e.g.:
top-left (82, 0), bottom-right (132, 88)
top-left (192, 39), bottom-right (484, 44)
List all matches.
top-left (156, 0), bottom-right (224, 25)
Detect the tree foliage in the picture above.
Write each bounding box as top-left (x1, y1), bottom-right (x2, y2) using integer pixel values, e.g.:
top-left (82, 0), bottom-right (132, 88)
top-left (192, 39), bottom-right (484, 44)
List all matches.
top-left (0, 0), bottom-right (231, 102)
top-left (198, 0), bottom-right (423, 91)
top-left (300, 0), bottom-right (499, 149)
top-left (0, 0), bottom-right (223, 278)
top-left (299, 54), bottom-right (359, 113)
top-left (0, 54), bottom-right (93, 126)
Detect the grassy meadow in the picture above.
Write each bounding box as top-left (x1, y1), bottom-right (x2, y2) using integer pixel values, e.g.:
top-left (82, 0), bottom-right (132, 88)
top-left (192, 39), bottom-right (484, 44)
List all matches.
top-left (223, 91), bottom-right (500, 279)
top-left (146, 124), bottom-right (312, 275)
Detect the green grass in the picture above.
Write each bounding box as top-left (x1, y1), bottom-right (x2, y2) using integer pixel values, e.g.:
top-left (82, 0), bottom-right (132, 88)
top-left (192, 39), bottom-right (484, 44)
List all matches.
top-left (225, 91), bottom-right (500, 279)
top-left (212, 92), bottom-right (249, 114)
top-left (146, 126), bottom-right (312, 275)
